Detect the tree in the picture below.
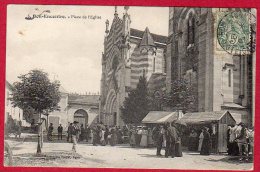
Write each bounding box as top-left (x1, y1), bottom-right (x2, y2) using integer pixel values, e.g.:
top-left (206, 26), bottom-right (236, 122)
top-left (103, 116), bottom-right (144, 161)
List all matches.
top-left (11, 69), bottom-right (61, 153)
top-left (120, 76), bottom-right (149, 124)
top-left (164, 78), bottom-right (196, 113)
top-left (148, 90), bottom-right (165, 111)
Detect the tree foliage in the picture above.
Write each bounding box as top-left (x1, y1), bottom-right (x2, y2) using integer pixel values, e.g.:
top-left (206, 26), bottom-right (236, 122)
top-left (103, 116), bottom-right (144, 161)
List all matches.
top-left (148, 90), bottom-right (165, 111)
top-left (120, 76), bottom-right (149, 124)
top-left (163, 78), bottom-right (196, 113)
top-left (11, 69), bottom-right (61, 116)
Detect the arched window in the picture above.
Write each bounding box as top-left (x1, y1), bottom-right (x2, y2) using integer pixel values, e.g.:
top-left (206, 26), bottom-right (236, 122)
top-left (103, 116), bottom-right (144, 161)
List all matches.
top-left (112, 56), bottom-right (119, 70)
top-left (228, 69), bottom-right (232, 87)
top-left (187, 16), bottom-right (195, 45)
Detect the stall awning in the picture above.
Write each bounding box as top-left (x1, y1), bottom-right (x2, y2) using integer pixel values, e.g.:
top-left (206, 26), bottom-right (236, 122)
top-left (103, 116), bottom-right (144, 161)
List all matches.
top-left (142, 111), bottom-right (180, 124)
top-left (180, 111), bottom-right (236, 124)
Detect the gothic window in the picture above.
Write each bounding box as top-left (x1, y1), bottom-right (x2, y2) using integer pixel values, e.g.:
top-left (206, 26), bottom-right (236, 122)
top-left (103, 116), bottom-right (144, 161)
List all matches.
top-left (228, 69), bottom-right (232, 87)
top-left (187, 16), bottom-right (195, 45)
top-left (112, 56), bottom-right (119, 70)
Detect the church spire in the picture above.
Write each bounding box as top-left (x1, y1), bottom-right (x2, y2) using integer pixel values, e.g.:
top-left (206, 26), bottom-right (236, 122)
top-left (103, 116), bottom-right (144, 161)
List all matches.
top-left (140, 27), bottom-right (156, 47)
top-left (114, 6), bottom-right (118, 17)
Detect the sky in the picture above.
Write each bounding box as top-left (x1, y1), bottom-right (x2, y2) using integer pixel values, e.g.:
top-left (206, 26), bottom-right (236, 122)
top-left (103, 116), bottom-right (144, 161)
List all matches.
top-left (6, 5), bottom-right (169, 94)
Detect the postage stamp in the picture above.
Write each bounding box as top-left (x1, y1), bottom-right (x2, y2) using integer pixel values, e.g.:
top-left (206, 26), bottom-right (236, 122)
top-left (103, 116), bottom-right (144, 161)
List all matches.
top-left (217, 11), bottom-right (256, 55)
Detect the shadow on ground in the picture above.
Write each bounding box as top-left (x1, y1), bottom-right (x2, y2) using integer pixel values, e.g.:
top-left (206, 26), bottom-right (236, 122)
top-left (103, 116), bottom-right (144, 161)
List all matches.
top-left (206, 156), bottom-right (253, 164)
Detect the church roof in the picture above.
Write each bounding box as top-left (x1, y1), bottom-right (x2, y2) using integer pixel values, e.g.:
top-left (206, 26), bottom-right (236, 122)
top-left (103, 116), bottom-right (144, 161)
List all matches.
top-left (130, 28), bottom-right (167, 45)
top-left (180, 111), bottom-right (236, 124)
top-left (140, 27), bottom-right (156, 47)
top-left (68, 94), bottom-right (100, 106)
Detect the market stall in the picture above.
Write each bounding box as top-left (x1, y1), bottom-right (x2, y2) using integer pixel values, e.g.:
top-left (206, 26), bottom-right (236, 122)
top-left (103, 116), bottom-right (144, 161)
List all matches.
top-left (180, 111), bottom-right (236, 153)
top-left (142, 111), bottom-right (183, 125)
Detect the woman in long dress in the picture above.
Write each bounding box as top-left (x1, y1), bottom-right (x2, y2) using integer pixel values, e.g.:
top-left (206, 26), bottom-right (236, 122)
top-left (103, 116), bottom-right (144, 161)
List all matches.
top-left (100, 129), bottom-right (106, 146)
top-left (140, 129), bottom-right (148, 147)
top-left (110, 128), bottom-right (117, 146)
top-left (198, 130), bottom-right (204, 151)
top-left (175, 128), bottom-right (183, 157)
top-left (200, 127), bottom-right (211, 155)
top-left (129, 129), bottom-right (136, 147)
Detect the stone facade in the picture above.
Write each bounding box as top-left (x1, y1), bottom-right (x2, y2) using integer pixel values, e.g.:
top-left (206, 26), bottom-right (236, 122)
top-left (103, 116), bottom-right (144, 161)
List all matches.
top-left (100, 7), bottom-right (167, 126)
top-left (5, 81), bottom-right (29, 126)
top-left (166, 8), bottom-right (255, 125)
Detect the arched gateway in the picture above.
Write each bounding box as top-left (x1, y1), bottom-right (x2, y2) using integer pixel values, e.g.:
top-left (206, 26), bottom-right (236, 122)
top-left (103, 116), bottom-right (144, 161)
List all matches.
top-left (74, 109), bottom-right (88, 128)
top-left (105, 89), bottom-right (117, 126)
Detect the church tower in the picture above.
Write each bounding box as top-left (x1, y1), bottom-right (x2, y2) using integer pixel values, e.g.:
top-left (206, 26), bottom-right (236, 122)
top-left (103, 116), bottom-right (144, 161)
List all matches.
top-left (100, 7), bottom-right (131, 126)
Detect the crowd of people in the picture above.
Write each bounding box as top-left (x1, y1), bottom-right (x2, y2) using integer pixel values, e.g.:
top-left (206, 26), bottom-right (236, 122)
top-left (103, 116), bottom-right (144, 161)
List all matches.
top-left (61, 121), bottom-right (129, 152)
top-left (227, 122), bottom-right (254, 161)
top-left (45, 121), bottom-right (254, 160)
top-left (186, 122), bottom-right (254, 160)
top-left (128, 122), bottom-right (183, 158)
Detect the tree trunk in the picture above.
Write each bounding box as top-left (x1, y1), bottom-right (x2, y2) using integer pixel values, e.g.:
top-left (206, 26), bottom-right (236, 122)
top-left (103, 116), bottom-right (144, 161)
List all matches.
top-left (40, 113), bottom-right (43, 148)
top-left (36, 113), bottom-right (42, 154)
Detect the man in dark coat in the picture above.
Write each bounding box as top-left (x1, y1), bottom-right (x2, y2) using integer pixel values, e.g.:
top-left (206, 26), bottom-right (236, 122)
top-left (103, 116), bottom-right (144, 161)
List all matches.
top-left (57, 124), bottom-right (63, 140)
top-left (167, 122), bottom-right (178, 158)
top-left (200, 127), bottom-right (211, 155)
top-left (164, 124), bottom-right (171, 158)
top-left (48, 123), bottom-right (54, 141)
top-left (152, 125), bottom-right (163, 156)
top-left (67, 123), bottom-right (73, 142)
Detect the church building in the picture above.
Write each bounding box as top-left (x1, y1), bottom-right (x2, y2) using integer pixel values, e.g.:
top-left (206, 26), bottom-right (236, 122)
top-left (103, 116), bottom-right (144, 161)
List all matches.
top-left (100, 7), bottom-right (167, 126)
top-left (166, 8), bottom-right (256, 125)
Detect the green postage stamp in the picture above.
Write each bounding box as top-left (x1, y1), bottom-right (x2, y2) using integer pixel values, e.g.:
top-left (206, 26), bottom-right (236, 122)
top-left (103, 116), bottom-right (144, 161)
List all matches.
top-left (217, 11), bottom-right (256, 55)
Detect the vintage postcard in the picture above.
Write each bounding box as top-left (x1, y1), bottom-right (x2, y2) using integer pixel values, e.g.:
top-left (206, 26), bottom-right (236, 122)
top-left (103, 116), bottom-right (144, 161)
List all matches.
top-left (4, 4), bottom-right (257, 171)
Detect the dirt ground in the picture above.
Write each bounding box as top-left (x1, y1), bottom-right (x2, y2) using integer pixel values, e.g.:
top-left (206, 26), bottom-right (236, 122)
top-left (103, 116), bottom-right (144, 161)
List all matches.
top-left (5, 139), bottom-right (253, 170)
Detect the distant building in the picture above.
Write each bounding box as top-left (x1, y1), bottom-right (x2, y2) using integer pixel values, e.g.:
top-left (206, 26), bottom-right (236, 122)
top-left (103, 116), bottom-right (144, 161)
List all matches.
top-left (46, 87), bottom-right (100, 132)
top-left (100, 7), bottom-right (167, 126)
top-left (166, 8), bottom-right (255, 125)
top-left (5, 81), bottom-right (29, 126)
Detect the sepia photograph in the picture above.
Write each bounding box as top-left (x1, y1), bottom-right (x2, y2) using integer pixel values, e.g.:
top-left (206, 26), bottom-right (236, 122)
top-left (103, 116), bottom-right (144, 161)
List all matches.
top-left (4, 5), bottom-right (256, 170)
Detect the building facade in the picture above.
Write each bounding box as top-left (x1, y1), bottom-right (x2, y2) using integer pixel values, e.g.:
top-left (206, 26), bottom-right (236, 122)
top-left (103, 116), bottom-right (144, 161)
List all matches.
top-left (166, 8), bottom-right (255, 125)
top-left (100, 7), bottom-right (167, 126)
top-left (46, 90), bottom-right (100, 133)
top-left (5, 81), bottom-right (29, 126)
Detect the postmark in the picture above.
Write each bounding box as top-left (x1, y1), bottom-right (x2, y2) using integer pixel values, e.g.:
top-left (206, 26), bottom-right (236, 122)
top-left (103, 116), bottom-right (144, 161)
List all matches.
top-left (217, 11), bottom-right (256, 55)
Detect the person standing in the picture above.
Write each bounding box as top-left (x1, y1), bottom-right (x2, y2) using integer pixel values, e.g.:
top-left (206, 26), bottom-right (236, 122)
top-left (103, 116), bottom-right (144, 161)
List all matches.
top-left (235, 123), bottom-right (249, 161)
top-left (136, 127), bottom-right (143, 147)
top-left (175, 126), bottom-right (183, 157)
top-left (140, 127), bottom-right (148, 148)
top-left (57, 124), bottom-right (63, 140)
top-left (167, 122), bottom-right (178, 158)
top-left (79, 124), bottom-right (85, 142)
top-left (147, 128), bottom-right (154, 147)
top-left (188, 129), bottom-right (198, 151)
top-left (110, 127), bottom-right (117, 146)
top-left (89, 128), bottom-right (94, 144)
top-left (48, 123), bottom-right (54, 141)
top-left (198, 130), bottom-right (204, 152)
top-left (200, 127), bottom-right (211, 155)
top-left (67, 123), bottom-right (73, 142)
top-left (152, 125), bottom-right (163, 156)
top-left (104, 126), bottom-right (109, 145)
top-left (129, 127), bottom-right (136, 147)
top-left (72, 121), bottom-right (80, 152)
top-left (100, 128), bottom-right (106, 146)
top-left (164, 124), bottom-right (171, 158)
